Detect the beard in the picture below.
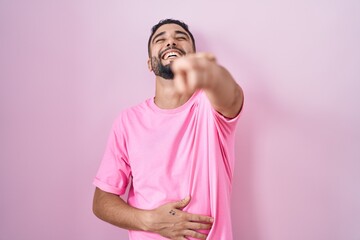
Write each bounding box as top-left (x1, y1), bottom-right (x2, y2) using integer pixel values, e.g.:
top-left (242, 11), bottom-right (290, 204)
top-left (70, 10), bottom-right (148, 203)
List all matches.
top-left (150, 46), bottom-right (186, 80)
top-left (150, 56), bottom-right (174, 80)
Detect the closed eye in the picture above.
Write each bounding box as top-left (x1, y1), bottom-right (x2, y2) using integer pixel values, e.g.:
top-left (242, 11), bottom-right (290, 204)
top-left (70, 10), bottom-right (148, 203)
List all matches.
top-left (155, 38), bottom-right (165, 43)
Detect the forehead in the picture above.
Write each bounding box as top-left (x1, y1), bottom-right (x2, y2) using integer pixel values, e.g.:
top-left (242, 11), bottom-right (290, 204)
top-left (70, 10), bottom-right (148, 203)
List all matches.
top-left (152, 23), bottom-right (188, 39)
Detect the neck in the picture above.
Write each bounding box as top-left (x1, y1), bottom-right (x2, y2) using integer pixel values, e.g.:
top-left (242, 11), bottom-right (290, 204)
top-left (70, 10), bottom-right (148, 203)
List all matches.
top-left (154, 77), bottom-right (194, 109)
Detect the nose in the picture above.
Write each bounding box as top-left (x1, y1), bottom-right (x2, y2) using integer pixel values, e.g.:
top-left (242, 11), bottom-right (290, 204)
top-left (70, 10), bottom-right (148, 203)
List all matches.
top-left (166, 38), bottom-right (177, 47)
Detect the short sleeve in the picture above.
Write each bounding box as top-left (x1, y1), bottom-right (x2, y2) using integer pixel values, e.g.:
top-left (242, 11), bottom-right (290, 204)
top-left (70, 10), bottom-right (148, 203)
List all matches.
top-left (93, 117), bottom-right (131, 196)
top-left (199, 90), bottom-right (242, 139)
top-left (211, 106), bottom-right (241, 138)
top-left (197, 90), bottom-right (243, 180)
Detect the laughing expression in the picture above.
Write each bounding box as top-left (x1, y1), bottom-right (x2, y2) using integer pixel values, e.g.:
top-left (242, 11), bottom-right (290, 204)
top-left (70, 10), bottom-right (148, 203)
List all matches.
top-left (148, 24), bottom-right (195, 79)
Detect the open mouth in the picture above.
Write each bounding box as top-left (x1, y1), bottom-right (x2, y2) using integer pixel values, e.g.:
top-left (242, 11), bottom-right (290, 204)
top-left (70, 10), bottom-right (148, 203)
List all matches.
top-left (160, 48), bottom-right (186, 60)
top-left (163, 51), bottom-right (181, 60)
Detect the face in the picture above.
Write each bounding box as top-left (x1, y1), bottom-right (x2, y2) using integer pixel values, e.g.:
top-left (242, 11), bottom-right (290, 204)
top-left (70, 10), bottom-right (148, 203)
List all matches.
top-left (148, 24), bottom-right (195, 79)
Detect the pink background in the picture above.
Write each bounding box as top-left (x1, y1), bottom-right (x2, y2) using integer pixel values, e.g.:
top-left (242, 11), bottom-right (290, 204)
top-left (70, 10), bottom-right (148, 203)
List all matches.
top-left (1, 1), bottom-right (359, 239)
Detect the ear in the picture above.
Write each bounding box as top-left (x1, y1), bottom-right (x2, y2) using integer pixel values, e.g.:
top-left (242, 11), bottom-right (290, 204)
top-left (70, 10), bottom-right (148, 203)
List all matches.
top-left (147, 58), bottom-right (153, 72)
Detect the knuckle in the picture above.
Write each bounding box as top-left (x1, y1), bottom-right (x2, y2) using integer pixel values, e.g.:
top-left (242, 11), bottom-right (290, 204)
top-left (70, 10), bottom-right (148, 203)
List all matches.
top-left (188, 214), bottom-right (197, 221)
top-left (187, 213), bottom-right (196, 221)
top-left (194, 231), bottom-right (206, 239)
top-left (194, 223), bottom-right (204, 229)
top-left (201, 223), bottom-right (211, 229)
top-left (183, 229), bottom-right (194, 236)
top-left (175, 221), bottom-right (185, 228)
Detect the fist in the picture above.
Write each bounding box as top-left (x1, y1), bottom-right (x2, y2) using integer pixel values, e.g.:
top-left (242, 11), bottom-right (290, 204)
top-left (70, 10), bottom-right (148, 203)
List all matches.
top-left (171, 53), bottom-right (218, 94)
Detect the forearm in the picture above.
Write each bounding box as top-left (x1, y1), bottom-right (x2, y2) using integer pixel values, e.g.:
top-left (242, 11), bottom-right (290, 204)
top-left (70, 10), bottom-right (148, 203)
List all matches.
top-left (93, 188), bottom-right (213, 239)
top-left (205, 65), bottom-right (244, 118)
top-left (92, 187), bottom-right (150, 231)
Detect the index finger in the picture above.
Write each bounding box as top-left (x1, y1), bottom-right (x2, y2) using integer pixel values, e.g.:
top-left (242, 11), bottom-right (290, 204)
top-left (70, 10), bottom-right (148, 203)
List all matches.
top-left (184, 212), bottom-right (214, 223)
top-left (194, 52), bottom-right (217, 62)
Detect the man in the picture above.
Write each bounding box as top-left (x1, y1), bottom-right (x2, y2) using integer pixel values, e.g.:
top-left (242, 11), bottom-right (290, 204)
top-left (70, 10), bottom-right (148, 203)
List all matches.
top-left (92, 19), bottom-right (244, 240)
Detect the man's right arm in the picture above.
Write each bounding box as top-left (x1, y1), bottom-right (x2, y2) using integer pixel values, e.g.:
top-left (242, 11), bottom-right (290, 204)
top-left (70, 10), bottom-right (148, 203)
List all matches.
top-left (92, 187), bottom-right (147, 231)
top-left (92, 187), bottom-right (213, 239)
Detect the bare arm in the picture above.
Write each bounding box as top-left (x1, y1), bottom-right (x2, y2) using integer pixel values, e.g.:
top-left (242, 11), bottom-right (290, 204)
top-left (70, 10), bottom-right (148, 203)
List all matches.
top-left (204, 64), bottom-right (243, 119)
top-left (92, 187), bottom-right (213, 239)
top-left (172, 53), bottom-right (244, 119)
top-left (92, 187), bottom-right (146, 231)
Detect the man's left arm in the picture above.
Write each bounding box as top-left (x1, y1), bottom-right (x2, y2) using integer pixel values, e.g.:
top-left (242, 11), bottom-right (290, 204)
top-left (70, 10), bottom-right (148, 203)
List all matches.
top-left (172, 53), bottom-right (244, 119)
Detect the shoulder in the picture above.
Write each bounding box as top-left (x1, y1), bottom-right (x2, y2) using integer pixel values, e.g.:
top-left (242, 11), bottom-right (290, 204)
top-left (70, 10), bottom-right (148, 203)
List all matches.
top-left (117, 98), bottom-right (152, 118)
top-left (109, 99), bottom-right (149, 128)
top-left (197, 89), bottom-right (241, 127)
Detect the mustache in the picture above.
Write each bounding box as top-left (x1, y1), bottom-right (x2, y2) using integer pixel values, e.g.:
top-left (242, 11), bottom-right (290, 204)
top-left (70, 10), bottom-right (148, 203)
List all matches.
top-left (158, 46), bottom-right (186, 59)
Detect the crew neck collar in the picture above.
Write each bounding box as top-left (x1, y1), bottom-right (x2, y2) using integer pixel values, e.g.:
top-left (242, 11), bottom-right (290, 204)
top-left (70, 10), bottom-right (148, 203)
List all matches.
top-left (148, 90), bottom-right (201, 114)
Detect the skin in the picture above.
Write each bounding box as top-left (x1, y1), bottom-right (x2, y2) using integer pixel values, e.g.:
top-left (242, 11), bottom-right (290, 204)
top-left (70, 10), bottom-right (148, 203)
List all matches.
top-left (148, 24), bottom-right (243, 118)
top-left (93, 23), bottom-right (244, 240)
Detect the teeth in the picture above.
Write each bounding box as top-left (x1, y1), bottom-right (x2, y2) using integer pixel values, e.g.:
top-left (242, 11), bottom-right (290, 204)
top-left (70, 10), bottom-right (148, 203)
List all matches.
top-left (164, 52), bottom-right (180, 59)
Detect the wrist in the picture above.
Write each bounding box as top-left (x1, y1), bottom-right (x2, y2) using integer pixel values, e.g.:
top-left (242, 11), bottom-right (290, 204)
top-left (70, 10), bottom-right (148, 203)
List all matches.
top-left (204, 63), bottom-right (222, 90)
top-left (135, 209), bottom-right (154, 232)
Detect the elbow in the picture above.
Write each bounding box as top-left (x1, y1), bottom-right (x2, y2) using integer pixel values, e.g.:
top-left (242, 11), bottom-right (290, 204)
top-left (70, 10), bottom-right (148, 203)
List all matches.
top-left (233, 85), bottom-right (244, 114)
top-left (222, 85), bottom-right (244, 119)
top-left (92, 201), bottom-right (100, 218)
top-left (92, 188), bottom-right (103, 219)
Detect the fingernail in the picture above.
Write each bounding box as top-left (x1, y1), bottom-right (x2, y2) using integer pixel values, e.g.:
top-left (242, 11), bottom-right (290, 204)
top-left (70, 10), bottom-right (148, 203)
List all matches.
top-left (210, 217), bottom-right (214, 222)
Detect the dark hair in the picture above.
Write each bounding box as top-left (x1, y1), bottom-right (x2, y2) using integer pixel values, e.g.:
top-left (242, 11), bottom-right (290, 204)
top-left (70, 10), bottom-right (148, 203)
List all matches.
top-left (147, 19), bottom-right (196, 57)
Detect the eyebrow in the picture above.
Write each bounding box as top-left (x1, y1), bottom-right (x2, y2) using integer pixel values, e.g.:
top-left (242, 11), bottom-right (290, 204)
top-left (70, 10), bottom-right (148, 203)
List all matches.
top-left (152, 31), bottom-right (166, 44)
top-left (152, 30), bottom-right (190, 44)
top-left (175, 30), bottom-right (190, 39)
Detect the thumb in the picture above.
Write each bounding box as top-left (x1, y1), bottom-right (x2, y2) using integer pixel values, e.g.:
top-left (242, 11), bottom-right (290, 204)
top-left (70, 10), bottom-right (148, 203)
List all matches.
top-left (172, 196), bottom-right (191, 209)
top-left (173, 71), bottom-right (187, 93)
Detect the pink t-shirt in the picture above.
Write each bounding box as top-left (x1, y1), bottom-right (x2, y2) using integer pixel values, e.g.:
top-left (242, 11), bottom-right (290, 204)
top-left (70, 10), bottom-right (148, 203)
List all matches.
top-left (93, 90), bottom-right (240, 239)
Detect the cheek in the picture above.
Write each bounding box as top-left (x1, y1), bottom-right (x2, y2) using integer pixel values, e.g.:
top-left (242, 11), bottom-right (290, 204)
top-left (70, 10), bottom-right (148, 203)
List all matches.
top-left (150, 46), bottom-right (162, 57)
top-left (150, 57), bottom-right (160, 68)
top-left (183, 43), bottom-right (195, 53)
